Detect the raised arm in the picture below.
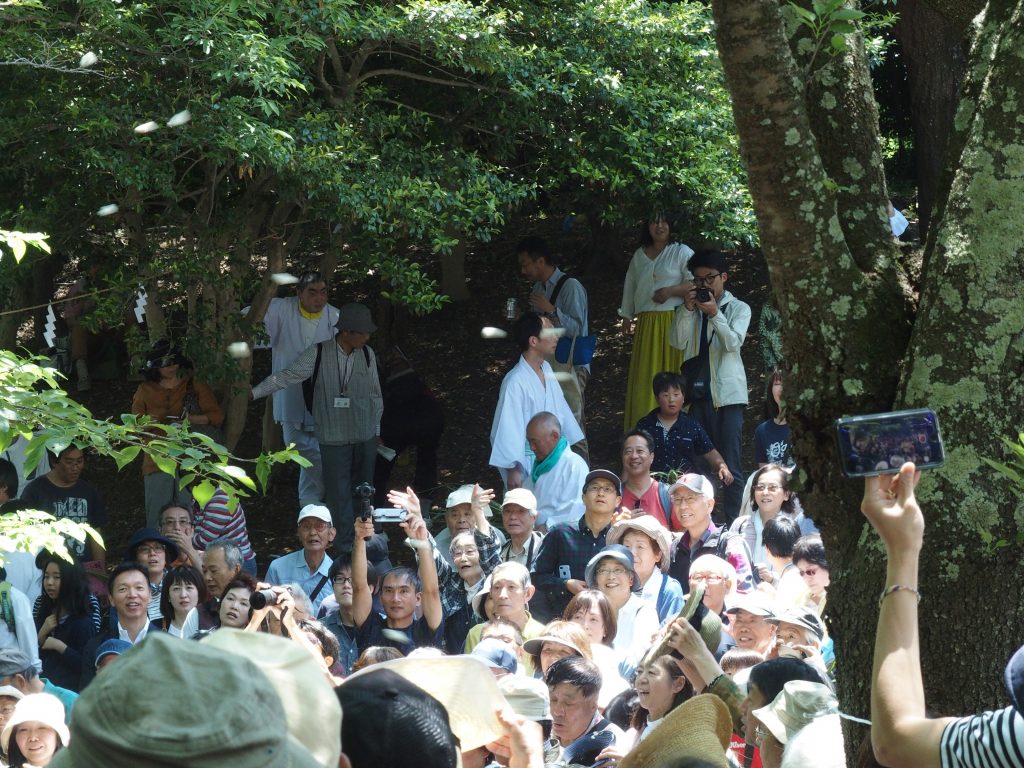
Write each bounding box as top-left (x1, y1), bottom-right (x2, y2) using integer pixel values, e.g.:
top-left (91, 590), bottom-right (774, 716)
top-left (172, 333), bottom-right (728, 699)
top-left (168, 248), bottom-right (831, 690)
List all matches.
top-left (406, 516), bottom-right (443, 631)
top-left (471, 484), bottom-right (495, 538)
top-left (863, 463), bottom-right (950, 768)
top-left (351, 517), bottom-right (376, 628)
top-left (708, 298), bottom-right (750, 352)
top-left (250, 342), bottom-right (318, 400)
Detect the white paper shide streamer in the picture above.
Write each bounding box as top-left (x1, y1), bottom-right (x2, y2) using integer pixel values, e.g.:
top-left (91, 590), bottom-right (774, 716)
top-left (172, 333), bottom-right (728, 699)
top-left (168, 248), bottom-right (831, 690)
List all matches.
top-left (134, 287), bottom-right (148, 324)
top-left (43, 303), bottom-right (57, 348)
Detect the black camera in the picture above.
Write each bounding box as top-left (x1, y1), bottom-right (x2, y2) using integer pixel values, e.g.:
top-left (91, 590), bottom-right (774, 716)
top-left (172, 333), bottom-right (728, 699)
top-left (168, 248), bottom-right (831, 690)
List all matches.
top-left (354, 482), bottom-right (375, 522)
top-left (249, 588), bottom-right (279, 609)
top-left (695, 285), bottom-right (711, 303)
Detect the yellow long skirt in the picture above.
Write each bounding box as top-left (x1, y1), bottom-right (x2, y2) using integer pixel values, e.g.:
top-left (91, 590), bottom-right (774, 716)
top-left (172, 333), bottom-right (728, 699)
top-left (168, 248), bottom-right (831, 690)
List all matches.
top-left (623, 310), bottom-right (682, 430)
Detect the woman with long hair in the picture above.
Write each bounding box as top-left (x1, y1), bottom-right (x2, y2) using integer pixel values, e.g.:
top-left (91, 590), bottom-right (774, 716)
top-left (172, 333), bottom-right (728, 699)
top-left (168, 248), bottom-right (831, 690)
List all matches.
top-left (618, 215), bottom-right (695, 429)
top-left (32, 554), bottom-right (99, 692)
top-left (754, 369), bottom-right (793, 469)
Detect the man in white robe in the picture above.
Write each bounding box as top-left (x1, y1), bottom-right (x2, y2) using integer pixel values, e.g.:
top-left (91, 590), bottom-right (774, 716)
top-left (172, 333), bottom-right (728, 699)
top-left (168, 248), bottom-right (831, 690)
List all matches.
top-left (253, 271), bottom-right (339, 506)
top-left (489, 313), bottom-right (584, 490)
top-left (523, 412), bottom-right (587, 530)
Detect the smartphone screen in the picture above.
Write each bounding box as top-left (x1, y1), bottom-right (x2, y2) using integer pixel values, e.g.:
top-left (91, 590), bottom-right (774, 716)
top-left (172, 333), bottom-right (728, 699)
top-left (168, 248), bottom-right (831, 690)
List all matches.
top-left (834, 408), bottom-right (945, 477)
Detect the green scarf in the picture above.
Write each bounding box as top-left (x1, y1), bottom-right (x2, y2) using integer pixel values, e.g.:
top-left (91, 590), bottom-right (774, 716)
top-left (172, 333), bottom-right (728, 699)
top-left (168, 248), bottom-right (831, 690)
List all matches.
top-left (531, 436), bottom-right (568, 484)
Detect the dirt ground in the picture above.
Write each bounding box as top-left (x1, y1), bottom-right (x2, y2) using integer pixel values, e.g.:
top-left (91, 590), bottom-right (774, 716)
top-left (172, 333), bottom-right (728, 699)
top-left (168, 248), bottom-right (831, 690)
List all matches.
top-left (71, 216), bottom-right (771, 570)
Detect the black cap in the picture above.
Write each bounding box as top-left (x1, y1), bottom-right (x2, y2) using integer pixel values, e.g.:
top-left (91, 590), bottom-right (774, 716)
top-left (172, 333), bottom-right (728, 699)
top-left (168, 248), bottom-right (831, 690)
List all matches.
top-left (583, 469), bottom-right (621, 496)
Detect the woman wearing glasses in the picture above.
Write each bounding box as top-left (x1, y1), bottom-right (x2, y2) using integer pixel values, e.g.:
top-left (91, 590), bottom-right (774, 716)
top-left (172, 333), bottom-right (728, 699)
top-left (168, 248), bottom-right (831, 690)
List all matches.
top-left (584, 545), bottom-right (659, 681)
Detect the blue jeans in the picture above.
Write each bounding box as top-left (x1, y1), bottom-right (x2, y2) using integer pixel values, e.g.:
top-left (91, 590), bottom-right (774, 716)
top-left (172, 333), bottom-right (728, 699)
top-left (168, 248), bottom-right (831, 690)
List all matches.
top-left (320, 438), bottom-right (378, 552)
top-left (687, 401), bottom-right (746, 525)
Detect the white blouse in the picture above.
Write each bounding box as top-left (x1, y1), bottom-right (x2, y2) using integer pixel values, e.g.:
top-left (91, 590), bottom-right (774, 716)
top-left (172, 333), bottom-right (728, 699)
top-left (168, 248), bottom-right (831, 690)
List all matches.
top-left (618, 243), bottom-right (695, 318)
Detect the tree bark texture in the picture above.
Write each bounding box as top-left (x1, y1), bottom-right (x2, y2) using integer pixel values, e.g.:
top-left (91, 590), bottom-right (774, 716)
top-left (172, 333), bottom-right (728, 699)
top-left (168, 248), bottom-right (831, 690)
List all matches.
top-left (896, 0), bottom-right (970, 237)
top-left (895, 0), bottom-right (1024, 711)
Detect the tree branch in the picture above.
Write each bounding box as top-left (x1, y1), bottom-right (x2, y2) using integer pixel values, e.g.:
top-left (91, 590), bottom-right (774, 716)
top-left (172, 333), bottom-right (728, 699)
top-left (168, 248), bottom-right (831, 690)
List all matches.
top-left (353, 67), bottom-right (487, 90)
top-left (0, 58), bottom-right (112, 77)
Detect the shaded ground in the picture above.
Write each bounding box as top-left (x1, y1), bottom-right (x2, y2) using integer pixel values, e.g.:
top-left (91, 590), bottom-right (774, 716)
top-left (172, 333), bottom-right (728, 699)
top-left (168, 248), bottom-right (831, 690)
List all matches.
top-left (71, 216), bottom-right (771, 570)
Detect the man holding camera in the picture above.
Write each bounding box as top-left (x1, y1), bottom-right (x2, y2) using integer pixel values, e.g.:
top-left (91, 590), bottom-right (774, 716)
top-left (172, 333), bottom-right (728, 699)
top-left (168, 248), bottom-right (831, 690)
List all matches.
top-left (251, 302), bottom-right (383, 552)
top-left (669, 250), bottom-right (751, 524)
top-left (265, 504), bottom-right (336, 616)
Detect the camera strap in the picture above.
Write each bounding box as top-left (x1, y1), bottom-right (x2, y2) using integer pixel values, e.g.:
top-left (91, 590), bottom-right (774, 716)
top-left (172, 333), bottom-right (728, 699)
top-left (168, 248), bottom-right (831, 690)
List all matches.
top-left (309, 573), bottom-right (330, 604)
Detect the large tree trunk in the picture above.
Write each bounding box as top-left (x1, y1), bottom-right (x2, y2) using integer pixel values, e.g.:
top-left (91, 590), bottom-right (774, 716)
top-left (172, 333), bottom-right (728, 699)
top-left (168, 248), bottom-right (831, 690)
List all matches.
top-left (713, 0), bottom-right (1024, 761)
top-left (896, 0), bottom-right (971, 237)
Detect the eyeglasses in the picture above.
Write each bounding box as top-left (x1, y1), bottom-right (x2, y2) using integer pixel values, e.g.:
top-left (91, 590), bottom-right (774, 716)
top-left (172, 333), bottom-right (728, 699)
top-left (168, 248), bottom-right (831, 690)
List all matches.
top-left (451, 547), bottom-right (479, 558)
top-left (693, 272), bottom-right (722, 286)
top-left (596, 567), bottom-right (628, 578)
top-left (137, 545), bottom-right (165, 556)
top-left (299, 520), bottom-right (329, 532)
top-left (586, 484), bottom-right (618, 496)
top-left (798, 567), bottom-right (820, 578)
top-left (333, 576), bottom-right (353, 585)
top-left (0, 705), bottom-right (16, 716)
top-left (670, 494), bottom-right (703, 506)
top-left (690, 573), bottom-right (724, 584)
top-left (754, 483), bottom-right (783, 493)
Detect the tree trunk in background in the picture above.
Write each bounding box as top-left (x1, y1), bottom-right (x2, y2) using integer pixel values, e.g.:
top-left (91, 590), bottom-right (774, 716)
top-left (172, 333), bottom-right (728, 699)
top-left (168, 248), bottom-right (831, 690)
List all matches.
top-left (896, 0), bottom-right (970, 237)
top-left (712, 0), bottom-right (1024, 761)
top-left (440, 237), bottom-right (470, 301)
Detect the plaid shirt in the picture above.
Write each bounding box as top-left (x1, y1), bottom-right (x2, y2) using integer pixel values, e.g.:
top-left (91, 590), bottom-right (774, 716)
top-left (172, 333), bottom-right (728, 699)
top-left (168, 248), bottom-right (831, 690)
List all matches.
top-left (431, 528), bottom-right (501, 618)
top-left (531, 516), bottom-right (612, 618)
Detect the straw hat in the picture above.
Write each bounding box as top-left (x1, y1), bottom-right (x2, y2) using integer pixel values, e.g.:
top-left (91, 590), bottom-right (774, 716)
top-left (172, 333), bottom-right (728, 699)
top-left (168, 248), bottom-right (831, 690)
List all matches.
top-left (619, 694), bottom-right (732, 768)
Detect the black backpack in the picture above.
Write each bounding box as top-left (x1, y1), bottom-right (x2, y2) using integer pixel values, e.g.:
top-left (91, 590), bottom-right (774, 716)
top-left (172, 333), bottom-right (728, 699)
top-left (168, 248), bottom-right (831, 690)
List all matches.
top-left (302, 342), bottom-right (371, 413)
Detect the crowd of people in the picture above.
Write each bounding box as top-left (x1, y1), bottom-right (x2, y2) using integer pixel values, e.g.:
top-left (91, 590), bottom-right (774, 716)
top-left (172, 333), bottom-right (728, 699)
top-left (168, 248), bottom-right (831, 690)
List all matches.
top-left (0, 227), bottom-right (1019, 767)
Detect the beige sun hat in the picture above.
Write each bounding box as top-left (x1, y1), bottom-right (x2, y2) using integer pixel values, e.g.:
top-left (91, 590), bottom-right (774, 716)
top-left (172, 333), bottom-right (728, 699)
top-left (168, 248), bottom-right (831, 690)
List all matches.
top-left (606, 515), bottom-right (673, 572)
top-left (345, 655), bottom-right (505, 751)
top-left (619, 693), bottom-right (732, 768)
top-left (752, 679), bottom-right (838, 745)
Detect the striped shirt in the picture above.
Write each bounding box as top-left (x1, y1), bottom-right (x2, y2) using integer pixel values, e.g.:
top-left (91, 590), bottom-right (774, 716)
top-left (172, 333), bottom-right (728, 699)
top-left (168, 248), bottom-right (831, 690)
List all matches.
top-left (941, 707), bottom-right (1024, 767)
top-left (193, 489), bottom-right (254, 561)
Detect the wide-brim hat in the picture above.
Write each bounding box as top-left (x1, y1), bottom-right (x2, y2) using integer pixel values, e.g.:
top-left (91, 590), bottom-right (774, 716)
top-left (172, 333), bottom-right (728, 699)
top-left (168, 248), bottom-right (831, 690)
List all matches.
top-left (606, 517), bottom-right (673, 573)
top-left (584, 544), bottom-right (640, 592)
top-left (335, 302), bottom-right (376, 333)
top-left (344, 656), bottom-right (505, 752)
top-left (769, 606), bottom-right (825, 641)
top-left (679, 583), bottom-right (722, 656)
top-left (619, 694), bottom-right (732, 768)
top-left (497, 675), bottom-right (550, 721)
top-left (1, 693), bottom-right (69, 755)
top-left (50, 633), bottom-right (320, 768)
top-left (123, 527), bottom-right (179, 565)
top-left (752, 679), bottom-right (838, 745)
top-left (0, 685), bottom-right (24, 702)
top-left (523, 634), bottom-right (586, 658)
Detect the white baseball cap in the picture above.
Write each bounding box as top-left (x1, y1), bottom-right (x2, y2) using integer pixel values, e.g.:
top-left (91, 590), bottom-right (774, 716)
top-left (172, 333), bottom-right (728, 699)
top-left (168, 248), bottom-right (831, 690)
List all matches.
top-left (297, 504), bottom-right (333, 525)
top-left (501, 488), bottom-right (538, 515)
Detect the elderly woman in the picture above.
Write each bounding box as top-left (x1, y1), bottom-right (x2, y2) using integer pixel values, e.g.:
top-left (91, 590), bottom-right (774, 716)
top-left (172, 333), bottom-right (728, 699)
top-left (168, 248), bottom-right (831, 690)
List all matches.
top-left (618, 215), bottom-right (694, 429)
top-left (607, 516), bottom-right (684, 623)
top-left (217, 575), bottom-right (257, 630)
top-left (1, 693), bottom-right (68, 768)
top-left (585, 545), bottom-right (660, 680)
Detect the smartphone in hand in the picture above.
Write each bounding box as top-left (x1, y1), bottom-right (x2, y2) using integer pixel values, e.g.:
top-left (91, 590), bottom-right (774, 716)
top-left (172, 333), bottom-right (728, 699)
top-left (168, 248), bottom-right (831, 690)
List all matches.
top-left (834, 408), bottom-right (944, 478)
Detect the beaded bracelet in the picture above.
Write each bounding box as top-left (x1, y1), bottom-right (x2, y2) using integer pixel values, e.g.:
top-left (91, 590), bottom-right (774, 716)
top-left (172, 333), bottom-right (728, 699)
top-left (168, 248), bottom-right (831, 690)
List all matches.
top-left (878, 584), bottom-right (921, 608)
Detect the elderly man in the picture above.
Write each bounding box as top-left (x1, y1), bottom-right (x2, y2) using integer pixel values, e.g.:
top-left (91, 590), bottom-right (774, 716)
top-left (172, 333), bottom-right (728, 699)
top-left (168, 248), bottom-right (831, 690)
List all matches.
top-left (523, 412), bottom-right (588, 530)
top-left (265, 504), bottom-right (337, 616)
top-left (158, 502), bottom-right (202, 567)
top-left (499, 488), bottom-right (544, 569)
top-left (463, 562), bottom-right (545, 653)
top-left (429, 484), bottom-right (505, 567)
top-left (251, 302), bottom-right (383, 552)
top-left (80, 562), bottom-right (162, 689)
top-left (0, 650), bottom-right (75, 723)
top-left (726, 592), bottom-right (777, 656)
top-left (201, 538), bottom-right (243, 605)
top-left (666, 473), bottom-right (753, 593)
top-left (531, 469), bottom-right (621, 623)
top-left (489, 312), bottom-right (584, 490)
top-left (546, 656), bottom-right (623, 764)
top-left (253, 270), bottom-right (340, 506)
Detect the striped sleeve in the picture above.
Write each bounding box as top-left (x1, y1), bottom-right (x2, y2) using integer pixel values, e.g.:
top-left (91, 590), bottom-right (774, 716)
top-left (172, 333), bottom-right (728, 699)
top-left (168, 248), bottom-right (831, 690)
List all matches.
top-left (194, 490), bottom-right (254, 560)
top-left (940, 707), bottom-right (1024, 768)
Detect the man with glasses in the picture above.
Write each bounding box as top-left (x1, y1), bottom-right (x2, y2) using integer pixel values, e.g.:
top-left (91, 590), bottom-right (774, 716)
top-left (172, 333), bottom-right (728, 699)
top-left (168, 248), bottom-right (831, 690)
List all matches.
top-left (265, 504), bottom-right (337, 615)
top-left (254, 269), bottom-right (339, 506)
top-left (669, 250), bottom-right (751, 524)
top-left (320, 553), bottom-right (369, 675)
top-left (666, 473), bottom-right (754, 593)
top-left (531, 470), bottom-right (622, 622)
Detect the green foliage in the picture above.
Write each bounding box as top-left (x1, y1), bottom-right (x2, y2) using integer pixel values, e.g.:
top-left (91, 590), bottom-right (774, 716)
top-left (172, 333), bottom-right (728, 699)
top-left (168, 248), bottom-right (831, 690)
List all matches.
top-left (983, 433), bottom-right (1024, 500)
top-left (785, 0), bottom-right (895, 76)
top-left (0, 230), bottom-right (49, 263)
top-left (0, 349), bottom-right (302, 504)
top-left (0, 509), bottom-right (101, 568)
